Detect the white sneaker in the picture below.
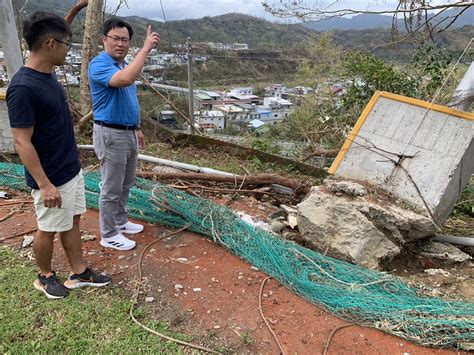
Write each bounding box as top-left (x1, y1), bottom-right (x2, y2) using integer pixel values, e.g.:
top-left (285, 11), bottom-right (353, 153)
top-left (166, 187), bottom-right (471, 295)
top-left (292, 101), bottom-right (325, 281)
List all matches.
top-left (100, 233), bottom-right (136, 251)
top-left (118, 221), bottom-right (144, 235)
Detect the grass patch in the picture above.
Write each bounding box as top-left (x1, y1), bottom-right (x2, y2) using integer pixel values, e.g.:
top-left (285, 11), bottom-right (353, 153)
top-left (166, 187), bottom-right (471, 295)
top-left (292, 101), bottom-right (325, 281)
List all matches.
top-left (0, 247), bottom-right (188, 353)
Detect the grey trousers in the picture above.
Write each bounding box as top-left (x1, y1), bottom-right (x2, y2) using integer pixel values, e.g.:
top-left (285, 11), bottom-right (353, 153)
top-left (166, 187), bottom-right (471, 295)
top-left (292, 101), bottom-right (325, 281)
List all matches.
top-left (93, 124), bottom-right (138, 239)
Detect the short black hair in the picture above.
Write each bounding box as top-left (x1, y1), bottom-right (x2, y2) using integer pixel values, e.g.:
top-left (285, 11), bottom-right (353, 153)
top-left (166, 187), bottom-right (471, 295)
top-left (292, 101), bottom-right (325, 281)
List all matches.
top-left (103, 18), bottom-right (133, 39)
top-left (23, 11), bottom-right (72, 51)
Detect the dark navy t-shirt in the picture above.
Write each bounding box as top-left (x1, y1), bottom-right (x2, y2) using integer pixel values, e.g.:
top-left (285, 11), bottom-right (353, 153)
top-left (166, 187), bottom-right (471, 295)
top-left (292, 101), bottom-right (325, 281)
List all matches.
top-left (6, 67), bottom-right (81, 189)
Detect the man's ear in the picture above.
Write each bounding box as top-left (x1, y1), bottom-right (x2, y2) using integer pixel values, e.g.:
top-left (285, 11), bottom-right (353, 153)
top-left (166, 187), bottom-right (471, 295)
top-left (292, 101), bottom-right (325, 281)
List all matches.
top-left (45, 38), bottom-right (55, 50)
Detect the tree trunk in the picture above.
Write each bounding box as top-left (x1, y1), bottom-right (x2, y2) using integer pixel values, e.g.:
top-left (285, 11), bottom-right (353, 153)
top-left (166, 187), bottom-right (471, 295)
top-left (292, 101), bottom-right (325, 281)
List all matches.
top-left (79, 0), bottom-right (103, 115)
top-left (0, 0), bottom-right (23, 79)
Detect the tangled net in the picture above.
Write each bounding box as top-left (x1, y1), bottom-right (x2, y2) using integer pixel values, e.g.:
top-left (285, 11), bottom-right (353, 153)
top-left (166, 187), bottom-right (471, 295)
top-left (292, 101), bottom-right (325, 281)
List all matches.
top-left (1, 163), bottom-right (473, 349)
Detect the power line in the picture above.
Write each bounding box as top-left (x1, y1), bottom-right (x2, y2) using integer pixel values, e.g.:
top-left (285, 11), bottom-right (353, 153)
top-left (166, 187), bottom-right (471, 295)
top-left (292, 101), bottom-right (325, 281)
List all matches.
top-left (159, 0), bottom-right (173, 51)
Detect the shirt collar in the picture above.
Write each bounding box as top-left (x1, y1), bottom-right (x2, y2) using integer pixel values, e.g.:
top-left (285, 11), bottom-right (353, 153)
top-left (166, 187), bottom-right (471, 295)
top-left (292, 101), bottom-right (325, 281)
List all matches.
top-left (101, 51), bottom-right (128, 68)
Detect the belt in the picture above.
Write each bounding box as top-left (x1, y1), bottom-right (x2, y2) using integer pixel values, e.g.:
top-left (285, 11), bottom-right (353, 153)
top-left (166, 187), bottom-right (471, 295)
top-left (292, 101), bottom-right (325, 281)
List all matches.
top-left (94, 120), bottom-right (137, 130)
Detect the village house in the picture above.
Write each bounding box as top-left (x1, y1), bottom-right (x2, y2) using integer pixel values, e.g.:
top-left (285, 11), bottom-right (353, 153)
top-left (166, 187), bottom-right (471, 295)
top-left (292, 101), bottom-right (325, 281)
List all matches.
top-left (262, 97), bottom-right (293, 123)
top-left (195, 110), bottom-right (226, 131)
top-left (265, 84), bottom-right (287, 98)
top-left (226, 87), bottom-right (259, 104)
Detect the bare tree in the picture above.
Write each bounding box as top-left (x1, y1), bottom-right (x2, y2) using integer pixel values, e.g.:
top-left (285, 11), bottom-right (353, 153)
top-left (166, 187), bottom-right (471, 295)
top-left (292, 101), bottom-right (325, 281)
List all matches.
top-left (79, 0), bottom-right (103, 116)
top-left (262, 1), bottom-right (473, 41)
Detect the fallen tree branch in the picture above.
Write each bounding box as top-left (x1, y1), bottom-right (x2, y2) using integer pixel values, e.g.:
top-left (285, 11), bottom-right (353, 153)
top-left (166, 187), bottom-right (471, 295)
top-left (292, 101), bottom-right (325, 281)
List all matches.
top-left (171, 182), bottom-right (299, 202)
top-left (79, 110), bottom-right (93, 126)
top-left (0, 227), bottom-right (37, 242)
top-left (137, 171), bottom-right (311, 195)
top-left (64, 0), bottom-right (88, 25)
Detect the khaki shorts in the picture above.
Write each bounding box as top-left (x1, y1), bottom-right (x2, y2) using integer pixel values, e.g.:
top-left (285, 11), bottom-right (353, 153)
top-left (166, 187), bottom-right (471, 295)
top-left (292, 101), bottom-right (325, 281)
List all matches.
top-left (31, 170), bottom-right (86, 232)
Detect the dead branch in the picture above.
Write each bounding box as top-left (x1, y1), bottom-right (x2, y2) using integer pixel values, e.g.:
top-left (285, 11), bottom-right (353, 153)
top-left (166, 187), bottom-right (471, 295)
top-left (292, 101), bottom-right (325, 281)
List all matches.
top-left (171, 182), bottom-right (299, 202)
top-left (0, 200), bottom-right (33, 207)
top-left (301, 149), bottom-right (339, 161)
top-left (137, 171), bottom-right (311, 195)
top-left (79, 110), bottom-right (94, 126)
top-left (64, 0), bottom-right (88, 25)
top-left (0, 227), bottom-right (37, 242)
top-left (139, 76), bottom-right (195, 130)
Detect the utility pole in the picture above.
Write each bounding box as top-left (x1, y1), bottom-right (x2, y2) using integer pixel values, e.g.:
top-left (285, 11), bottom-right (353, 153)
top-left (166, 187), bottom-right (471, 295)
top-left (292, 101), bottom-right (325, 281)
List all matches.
top-left (0, 0), bottom-right (23, 80)
top-left (187, 37), bottom-right (196, 134)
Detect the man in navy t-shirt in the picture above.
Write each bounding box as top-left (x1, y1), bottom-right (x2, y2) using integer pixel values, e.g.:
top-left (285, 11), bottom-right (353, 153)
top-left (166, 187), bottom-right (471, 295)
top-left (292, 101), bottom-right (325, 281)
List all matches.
top-left (6, 12), bottom-right (110, 299)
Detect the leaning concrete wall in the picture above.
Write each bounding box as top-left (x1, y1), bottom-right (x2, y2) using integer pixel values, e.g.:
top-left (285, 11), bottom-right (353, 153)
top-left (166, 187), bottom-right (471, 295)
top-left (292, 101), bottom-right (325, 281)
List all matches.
top-left (0, 90), bottom-right (15, 153)
top-left (329, 91), bottom-right (474, 224)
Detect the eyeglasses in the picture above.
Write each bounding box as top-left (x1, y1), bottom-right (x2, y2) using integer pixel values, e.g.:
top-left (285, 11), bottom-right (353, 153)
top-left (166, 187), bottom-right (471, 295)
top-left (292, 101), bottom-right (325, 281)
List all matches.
top-left (105, 35), bottom-right (130, 44)
top-left (54, 38), bottom-right (72, 50)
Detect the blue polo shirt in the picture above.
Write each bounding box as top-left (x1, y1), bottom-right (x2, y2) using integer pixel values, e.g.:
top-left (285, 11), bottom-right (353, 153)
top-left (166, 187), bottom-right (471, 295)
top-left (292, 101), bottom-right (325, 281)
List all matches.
top-left (88, 51), bottom-right (140, 126)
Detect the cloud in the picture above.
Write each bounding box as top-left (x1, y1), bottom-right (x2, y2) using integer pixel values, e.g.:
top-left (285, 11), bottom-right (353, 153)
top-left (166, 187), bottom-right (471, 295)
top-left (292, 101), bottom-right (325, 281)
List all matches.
top-left (109, 0), bottom-right (446, 22)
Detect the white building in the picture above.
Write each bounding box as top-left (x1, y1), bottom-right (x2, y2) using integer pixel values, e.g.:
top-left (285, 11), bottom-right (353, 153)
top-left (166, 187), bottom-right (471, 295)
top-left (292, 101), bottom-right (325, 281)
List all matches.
top-left (196, 110), bottom-right (225, 131)
top-left (229, 87), bottom-right (254, 96)
top-left (265, 84), bottom-right (287, 98)
top-left (263, 97), bottom-right (293, 122)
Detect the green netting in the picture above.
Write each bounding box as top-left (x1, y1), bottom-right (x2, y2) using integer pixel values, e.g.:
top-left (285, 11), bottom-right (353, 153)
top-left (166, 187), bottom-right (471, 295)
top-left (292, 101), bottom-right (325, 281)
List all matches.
top-left (1, 162), bottom-right (473, 348)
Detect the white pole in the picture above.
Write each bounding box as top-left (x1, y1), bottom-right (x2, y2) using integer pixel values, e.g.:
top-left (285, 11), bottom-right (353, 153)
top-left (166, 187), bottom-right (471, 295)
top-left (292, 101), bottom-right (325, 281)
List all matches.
top-left (0, 0), bottom-right (23, 80)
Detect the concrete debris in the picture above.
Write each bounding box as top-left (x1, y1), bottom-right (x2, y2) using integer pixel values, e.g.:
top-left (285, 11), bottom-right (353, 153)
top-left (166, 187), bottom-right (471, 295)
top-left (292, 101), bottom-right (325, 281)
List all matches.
top-left (22, 235), bottom-right (34, 248)
top-left (236, 211), bottom-right (272, 231)
top-left (268, 208), bottom-right (285, 220)
top-left (297, 184), bottom-right (439, 270)
top-left (270, 220), bottom-right (284, 233)
top-left (174, 283), bottom-right (184, 291)
top-left (280, 204), bottom-right (298, 214)
top-left (328, 181), bottom-right (367, 197)
top-left (81, 232), bottom-right (96, 241)
top-left (419, 241), bottom-right (472, 263)
top-left (145, 297), bottom-right (155, 303)
top-left (286, 214), bottom-right (298, 229)
top-left (424, 269), bottom-right (451, 277)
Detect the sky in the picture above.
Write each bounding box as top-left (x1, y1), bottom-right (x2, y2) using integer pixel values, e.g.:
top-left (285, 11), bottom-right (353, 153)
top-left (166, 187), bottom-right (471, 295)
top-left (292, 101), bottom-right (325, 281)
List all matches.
top-left (110, 0), bottom-right (451, 23)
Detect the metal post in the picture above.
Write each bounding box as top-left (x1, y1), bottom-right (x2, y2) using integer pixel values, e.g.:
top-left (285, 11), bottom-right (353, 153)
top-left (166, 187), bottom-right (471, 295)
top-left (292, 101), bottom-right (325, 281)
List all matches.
top-left (187, 37), bottom-right (196, 133)
top-left (0, 0), bottom-right (23, 80)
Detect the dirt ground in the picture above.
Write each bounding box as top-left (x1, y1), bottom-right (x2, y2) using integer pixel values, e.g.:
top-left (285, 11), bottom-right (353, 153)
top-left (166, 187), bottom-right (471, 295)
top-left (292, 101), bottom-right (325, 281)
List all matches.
top-left (1, 186), bottom-right (472, 354)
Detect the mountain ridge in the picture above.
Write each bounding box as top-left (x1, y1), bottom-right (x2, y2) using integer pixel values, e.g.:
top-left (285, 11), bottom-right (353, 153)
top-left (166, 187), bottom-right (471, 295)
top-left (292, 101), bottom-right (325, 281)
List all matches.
top-left (10, 0), bottom-right (473, 59)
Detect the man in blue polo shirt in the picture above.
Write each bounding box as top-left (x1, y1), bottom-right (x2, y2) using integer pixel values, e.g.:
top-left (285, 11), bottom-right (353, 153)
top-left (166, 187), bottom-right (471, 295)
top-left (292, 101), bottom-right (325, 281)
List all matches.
top-left (89, 18), bottom-right (160, 250)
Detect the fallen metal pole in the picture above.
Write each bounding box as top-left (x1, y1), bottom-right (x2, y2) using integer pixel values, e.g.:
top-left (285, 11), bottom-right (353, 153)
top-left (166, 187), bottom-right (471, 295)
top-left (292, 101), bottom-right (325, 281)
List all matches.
top-left (433, 234), bottom-right (474, 247)
top-left (77, 144), bottom-right (235, 176)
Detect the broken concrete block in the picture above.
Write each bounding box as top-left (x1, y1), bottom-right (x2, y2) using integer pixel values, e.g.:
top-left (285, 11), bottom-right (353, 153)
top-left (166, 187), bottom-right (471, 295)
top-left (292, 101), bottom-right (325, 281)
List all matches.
top-left (329, 91), bottom-right (474, 224)
top-left (297, 185), bottom-right (438, 270)
top-left (328, 181), bottom-right (367, 197)
top-left (270, 220), bottom-right (284, 233)
top-left (22, 235), bottom-right (34, 248)
top-left (419, 241), bottom-right (472, 263)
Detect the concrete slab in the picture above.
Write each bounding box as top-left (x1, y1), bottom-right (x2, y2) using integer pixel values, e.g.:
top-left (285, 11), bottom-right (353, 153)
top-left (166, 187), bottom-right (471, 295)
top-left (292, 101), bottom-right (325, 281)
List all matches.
top-left (329, 91), bottom-right (474, 224)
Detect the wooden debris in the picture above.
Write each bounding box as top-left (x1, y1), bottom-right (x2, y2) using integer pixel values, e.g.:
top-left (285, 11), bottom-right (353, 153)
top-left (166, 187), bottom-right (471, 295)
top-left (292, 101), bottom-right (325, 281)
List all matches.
top-left (137, 171), bottom-right (310, 195)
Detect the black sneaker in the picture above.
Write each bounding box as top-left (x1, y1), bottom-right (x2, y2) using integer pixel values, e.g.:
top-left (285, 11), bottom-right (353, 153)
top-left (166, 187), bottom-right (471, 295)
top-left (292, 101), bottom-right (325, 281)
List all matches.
top-left (63, 267), bottom-right (111, 289)
top-left (33, 272), bottom-right (69, 299)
